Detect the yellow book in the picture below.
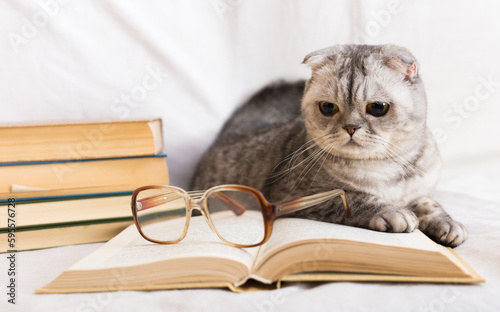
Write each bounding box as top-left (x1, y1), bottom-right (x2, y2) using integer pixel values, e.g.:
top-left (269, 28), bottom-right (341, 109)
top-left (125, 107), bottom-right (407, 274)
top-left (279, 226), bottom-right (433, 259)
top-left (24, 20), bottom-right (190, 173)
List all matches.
top-left (37, 217), bottom-right (484, 294)
top-left (0, 220), bottom-right (133, 253)
top-left (0, 195), bottom-right (136, 252)
top-left (0, 155), bottom-right (169, 200)
top-left (0, 195), bottom-right (133, 228)
top-left (0, 119), bottom-right (163, 163)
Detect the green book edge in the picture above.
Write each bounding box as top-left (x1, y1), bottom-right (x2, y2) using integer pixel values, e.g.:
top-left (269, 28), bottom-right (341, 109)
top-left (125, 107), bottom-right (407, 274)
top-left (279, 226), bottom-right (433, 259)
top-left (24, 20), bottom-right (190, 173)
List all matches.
top-left (0, 216), bottom-right (133, 233)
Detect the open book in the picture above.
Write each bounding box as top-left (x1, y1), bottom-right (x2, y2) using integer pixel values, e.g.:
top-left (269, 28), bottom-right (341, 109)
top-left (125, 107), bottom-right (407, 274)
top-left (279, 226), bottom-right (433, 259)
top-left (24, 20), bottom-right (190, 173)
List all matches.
top-left (37, 215), bottom-right (484, 293)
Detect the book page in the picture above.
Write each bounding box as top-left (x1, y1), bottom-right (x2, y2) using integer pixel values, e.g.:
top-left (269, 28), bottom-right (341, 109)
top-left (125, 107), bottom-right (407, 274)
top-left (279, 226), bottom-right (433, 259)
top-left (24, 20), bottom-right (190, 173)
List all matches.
top-left (257, 218), bottom-right (442, 262)
top-left (69, 213), bottom-right (262, 272)
top-left (147, 119), bottom-right (163, 154)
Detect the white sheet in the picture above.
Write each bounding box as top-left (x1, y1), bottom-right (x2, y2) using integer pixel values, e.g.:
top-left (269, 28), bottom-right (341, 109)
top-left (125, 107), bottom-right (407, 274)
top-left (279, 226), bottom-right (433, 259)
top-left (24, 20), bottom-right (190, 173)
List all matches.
top-left (1, 189), bottom-right (498, 312)
top-left (1, 0), bottom-right (499, 311)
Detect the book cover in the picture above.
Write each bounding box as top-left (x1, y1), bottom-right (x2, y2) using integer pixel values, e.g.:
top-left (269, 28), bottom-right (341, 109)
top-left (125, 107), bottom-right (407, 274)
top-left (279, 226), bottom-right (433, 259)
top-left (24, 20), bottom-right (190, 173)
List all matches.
top-left (0, 119), bottom-right (163, 163)
top-left (0, 155), bottom-right (169, 200)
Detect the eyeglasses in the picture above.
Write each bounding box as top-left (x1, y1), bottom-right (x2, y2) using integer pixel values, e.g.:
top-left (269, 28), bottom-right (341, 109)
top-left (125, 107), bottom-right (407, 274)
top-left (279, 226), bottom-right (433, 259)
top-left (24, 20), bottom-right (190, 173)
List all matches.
top-left (131, 184), bottom-right (351, 248)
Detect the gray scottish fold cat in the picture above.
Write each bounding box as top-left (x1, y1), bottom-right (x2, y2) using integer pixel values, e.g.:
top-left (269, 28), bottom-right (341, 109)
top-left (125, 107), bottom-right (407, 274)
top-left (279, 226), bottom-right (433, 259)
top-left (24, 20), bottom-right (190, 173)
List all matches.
top-left (191, 44), bottom-right (467, 247)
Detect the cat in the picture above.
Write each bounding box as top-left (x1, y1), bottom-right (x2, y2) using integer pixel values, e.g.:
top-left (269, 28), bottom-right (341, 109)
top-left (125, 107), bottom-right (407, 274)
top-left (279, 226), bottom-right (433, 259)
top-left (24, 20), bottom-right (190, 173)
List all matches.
top-left (191, 44), bottom-right (467, 247)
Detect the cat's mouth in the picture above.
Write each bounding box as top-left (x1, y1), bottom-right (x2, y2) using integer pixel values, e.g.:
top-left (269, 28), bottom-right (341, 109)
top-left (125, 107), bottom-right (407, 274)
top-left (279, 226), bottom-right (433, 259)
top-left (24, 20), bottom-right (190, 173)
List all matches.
top-left (339, 138), bottom-right (369, 157)
top-left (344, 137), bottom-right (362, 147)
top-left (346, 139), bottom-right (361, 146)
top-left (317, 134), bottom-right (373, 159)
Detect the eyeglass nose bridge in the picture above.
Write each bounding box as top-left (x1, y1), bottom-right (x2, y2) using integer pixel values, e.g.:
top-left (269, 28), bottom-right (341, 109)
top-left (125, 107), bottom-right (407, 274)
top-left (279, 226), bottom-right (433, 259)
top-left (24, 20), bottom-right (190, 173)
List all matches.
top-left (186, 197), bottom-right (226, 242)
top-left (188, 197), bottom-right (204, 212)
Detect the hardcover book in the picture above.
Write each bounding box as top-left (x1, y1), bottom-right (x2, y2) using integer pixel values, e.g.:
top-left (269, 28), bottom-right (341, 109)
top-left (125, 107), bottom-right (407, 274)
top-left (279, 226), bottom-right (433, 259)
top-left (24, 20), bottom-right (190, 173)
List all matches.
top-left (0, 195), bottom-right (134, 252)
top-left (0, 118), bottom-right (168, 251)
top-left (0, 155), bottom-right (169, 200)
top-left (37, 216), bottom-right (484, 293)
top-left (0, 119), bottom-right (163, 163)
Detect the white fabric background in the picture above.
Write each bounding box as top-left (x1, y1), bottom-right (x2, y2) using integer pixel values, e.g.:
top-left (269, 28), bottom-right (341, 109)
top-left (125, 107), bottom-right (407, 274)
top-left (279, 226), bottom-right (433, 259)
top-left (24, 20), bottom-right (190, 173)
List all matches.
top-left (0, 0), bottom-right (499, 311)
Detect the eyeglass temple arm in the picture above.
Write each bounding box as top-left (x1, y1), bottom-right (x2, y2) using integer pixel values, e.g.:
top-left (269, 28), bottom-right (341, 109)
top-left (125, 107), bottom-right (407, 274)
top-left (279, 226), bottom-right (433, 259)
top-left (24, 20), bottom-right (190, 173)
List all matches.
top-left (274, 189), bottom-right (351, 219)
top-left (136, 194), bottom-right (170, 211)
top-left (136, 191), bottom-right (246, 216)
top-left (208, 192), bottom-right (246, 215)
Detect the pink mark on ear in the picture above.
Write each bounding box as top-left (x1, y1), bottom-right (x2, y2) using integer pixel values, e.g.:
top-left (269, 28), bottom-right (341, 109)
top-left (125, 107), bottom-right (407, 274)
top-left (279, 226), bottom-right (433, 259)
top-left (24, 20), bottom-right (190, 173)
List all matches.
top-left (384, 57), bottom-right (418, 82)
top-left (406, 63), bottom-right (417, 80)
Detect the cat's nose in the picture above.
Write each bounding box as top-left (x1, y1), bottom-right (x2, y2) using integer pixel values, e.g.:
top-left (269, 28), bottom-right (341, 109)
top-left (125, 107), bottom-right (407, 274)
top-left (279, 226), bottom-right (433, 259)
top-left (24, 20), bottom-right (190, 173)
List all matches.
top-left (343, 124), bottom-right (360, 136)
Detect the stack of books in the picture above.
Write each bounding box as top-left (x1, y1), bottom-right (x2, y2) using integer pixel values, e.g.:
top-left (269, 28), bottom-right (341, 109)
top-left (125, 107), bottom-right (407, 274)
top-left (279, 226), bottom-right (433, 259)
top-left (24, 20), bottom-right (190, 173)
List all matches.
top-left (0, 119), bottom-right (169, 252)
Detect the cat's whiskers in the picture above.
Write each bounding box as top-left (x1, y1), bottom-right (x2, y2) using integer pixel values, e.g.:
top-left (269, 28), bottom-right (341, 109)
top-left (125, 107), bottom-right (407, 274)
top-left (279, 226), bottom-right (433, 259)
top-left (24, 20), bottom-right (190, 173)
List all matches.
top-left (378, 149), bottom-right (413, 180)
top-left (287, 136), bottom-right (329, 172)
top-left (269, 138), bottom-right (318, 180)
top-left (288, 142), bottom-right (330, 194)
top-left (372, 136), bottom-right (425, 176)
top-left (268, 134), bottom-right (332, 183)
top-left (375, 136), bottom-right (414, 156)
top-left (378, 144), bottom-right (419, 176)
top-left (307, 142), bottom-right (337, 192)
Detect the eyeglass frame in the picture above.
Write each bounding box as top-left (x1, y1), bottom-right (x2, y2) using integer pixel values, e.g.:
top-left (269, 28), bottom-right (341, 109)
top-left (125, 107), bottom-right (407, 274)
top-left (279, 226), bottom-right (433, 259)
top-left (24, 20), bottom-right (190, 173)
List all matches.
top-left (131, 184), bottom-right (351, 248)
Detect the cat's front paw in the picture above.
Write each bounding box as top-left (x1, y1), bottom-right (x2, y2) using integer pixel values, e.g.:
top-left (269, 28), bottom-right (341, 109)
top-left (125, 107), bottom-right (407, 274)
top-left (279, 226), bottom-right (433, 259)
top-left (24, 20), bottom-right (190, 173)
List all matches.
top-left (369, 207), bottom-right (418, 233)
top-left (419, 217), bottom-right (467, 247)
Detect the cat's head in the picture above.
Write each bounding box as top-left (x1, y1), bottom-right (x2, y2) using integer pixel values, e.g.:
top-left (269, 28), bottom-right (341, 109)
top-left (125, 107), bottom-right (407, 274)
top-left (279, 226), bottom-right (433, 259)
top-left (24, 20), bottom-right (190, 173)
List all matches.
top-left (301, 44), bottom-right (428, 160)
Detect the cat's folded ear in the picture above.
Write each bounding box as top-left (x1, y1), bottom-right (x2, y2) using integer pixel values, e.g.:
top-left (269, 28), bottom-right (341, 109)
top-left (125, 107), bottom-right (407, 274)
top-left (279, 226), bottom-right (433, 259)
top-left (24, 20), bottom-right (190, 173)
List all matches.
top-left (302, 45), bottom-right (343, 71)
top-left (382, 45), bottom-right (419, 82)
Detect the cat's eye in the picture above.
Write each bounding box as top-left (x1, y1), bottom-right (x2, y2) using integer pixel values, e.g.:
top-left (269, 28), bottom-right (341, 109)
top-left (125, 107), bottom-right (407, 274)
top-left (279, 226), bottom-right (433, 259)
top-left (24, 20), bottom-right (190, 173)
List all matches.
top-left (318, 101), bottom-right (339, 116)
top-left (366, 102), bottom-right (390, 117)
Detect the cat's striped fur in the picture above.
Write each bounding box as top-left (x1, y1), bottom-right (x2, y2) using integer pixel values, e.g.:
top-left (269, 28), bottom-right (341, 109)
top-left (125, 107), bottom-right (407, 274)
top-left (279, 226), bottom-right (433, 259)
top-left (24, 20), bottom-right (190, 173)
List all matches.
top-left (191, 44), bottom-right (467, 247)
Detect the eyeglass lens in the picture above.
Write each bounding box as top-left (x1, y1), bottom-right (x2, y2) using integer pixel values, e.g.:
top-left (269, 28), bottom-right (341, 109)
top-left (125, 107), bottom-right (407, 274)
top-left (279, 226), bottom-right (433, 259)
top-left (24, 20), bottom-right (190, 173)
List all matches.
top-left (206, 190), bottom-right (265, 245)
top-left (135, 188), bottom-right (188, 242)
top-left (135, 188), bottom-right (266, 246)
